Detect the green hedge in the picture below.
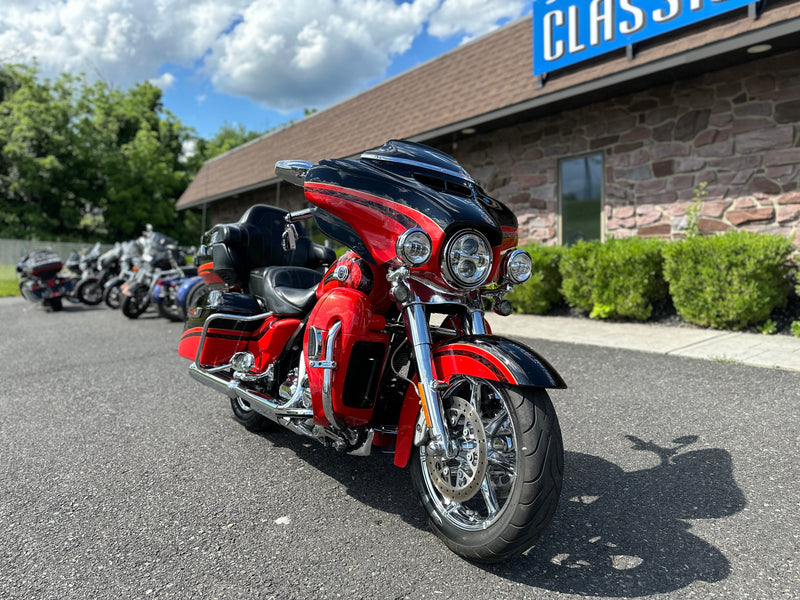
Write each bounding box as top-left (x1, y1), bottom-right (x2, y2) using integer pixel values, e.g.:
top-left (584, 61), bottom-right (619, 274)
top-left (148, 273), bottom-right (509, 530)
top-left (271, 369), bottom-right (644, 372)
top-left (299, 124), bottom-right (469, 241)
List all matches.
top-left (589, 238), bottom-right (669, 320)
top-left (662, 231), bottom-right (794, 330)
top-left (508, 232), bottom-right (794, 330)
top-left (505, 244), bottom-right (564, 314)
top-left (559, 238), bottom-right (667, 320)
top-left (559, 239), bottom-right (599, 313)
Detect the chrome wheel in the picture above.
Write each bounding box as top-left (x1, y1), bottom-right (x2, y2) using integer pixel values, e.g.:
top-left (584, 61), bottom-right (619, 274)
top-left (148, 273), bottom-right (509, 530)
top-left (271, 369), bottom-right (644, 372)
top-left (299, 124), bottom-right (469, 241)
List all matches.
top-left (411, 379), bottom-right (562, 562)
top-left (419, 378), bottom-right (519, 531)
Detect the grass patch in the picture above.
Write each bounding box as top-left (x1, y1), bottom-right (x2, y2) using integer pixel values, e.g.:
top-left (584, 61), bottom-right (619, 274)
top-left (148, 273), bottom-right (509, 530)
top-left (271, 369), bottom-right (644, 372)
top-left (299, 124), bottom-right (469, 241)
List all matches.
top-left (0, 264), bottom-right (21, 297)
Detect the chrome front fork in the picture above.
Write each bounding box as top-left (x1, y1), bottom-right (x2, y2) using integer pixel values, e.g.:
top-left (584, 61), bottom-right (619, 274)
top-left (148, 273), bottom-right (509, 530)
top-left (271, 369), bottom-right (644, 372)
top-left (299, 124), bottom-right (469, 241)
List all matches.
top-left (404, 298), bottom-right (455, 458)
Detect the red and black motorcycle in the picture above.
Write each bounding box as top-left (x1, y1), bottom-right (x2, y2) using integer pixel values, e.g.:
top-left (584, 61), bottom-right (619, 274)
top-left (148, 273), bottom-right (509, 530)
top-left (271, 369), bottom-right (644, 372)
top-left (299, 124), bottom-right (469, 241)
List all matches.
top-left (178, 140), bottom-right (565, 562)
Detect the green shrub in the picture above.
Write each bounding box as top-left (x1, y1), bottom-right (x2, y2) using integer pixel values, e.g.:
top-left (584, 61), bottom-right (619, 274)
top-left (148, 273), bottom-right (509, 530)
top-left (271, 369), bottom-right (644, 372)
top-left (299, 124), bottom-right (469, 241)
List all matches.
top-left (559, 238), bottom-right (667, 320)
top-left (590, 238), bottom-right (669, 320)
top-left (506, 244), bottom-right (564, 314)
top-left (559, 239), bottom-right (600, 312)
top-left (662, 231), bottom-right (794, 330)
top-left (791, 320), bottom-right (800, 338)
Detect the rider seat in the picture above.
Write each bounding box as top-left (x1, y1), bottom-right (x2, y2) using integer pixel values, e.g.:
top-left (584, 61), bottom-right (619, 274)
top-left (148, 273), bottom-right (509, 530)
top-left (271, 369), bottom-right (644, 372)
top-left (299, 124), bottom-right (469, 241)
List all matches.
top-left (249, 266), bottom-right (322, 316)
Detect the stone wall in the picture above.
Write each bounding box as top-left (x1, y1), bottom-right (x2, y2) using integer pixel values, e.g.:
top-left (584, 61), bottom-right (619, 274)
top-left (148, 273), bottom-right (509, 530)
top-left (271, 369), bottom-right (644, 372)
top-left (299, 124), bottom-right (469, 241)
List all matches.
top-left (447, 49), bottom-right (800, 246)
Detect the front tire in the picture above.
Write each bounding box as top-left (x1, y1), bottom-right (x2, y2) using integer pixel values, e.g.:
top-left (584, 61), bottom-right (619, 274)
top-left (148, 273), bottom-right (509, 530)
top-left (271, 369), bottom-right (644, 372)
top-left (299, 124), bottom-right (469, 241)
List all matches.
top-left (121, 288), bottom-right (148, 319)
top-left (410, 378), bottom-right (563, 563)
top-left (76, 279), bottom-right (103, 305)
top-left (104, 284), bottom-right (122, 309)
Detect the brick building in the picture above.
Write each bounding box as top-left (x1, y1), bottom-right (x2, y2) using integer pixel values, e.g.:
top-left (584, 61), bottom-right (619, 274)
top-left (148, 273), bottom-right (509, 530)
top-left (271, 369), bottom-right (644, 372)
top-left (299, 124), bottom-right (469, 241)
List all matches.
top-left (176, 2), bottom-right (800, 247)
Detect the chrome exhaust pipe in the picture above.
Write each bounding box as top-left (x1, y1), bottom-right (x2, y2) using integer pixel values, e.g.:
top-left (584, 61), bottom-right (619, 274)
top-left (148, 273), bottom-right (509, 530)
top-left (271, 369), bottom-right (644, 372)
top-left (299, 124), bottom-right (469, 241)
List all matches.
top-left (189, 362), bottom-right (313, 422)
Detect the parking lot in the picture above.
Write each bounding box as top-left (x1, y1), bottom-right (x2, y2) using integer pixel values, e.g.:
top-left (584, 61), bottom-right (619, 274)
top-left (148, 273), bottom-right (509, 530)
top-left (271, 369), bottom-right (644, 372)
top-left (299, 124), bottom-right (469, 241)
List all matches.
top-left (1, 296), bottom-right (798, 599)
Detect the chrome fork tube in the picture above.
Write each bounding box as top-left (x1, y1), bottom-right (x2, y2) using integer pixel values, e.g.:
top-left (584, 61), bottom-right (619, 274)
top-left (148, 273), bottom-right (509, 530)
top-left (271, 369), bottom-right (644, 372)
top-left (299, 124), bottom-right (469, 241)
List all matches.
top-left (404, 297), bottom-right (452, 457)
top-left (467, 307), bottom-right (487, 335)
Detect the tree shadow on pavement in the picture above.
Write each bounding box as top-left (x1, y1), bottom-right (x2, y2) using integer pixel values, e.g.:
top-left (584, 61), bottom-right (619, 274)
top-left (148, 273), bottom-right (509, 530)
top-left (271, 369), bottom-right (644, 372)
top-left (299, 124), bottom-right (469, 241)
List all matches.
top-left (262, 429), bottom-right (746, 596)
top-left (484, 435), bottom-right (747, 597)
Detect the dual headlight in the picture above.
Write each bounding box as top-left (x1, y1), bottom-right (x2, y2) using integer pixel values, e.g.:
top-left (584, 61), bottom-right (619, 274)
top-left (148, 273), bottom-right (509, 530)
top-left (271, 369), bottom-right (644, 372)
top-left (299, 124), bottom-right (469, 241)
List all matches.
top-left (396, 228), bottom-right (532, 290)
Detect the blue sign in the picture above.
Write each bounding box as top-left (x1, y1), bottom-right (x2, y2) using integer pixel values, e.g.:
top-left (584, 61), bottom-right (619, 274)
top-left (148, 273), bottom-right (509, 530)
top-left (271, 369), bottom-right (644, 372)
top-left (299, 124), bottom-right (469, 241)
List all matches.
top-left (533, 0), bottom-right (755, 76)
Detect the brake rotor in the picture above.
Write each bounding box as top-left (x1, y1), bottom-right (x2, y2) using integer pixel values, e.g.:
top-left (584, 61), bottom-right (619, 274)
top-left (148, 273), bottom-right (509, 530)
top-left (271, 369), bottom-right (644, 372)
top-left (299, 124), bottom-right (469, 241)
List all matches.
top-left (425, 396), bottom-right (488, 503)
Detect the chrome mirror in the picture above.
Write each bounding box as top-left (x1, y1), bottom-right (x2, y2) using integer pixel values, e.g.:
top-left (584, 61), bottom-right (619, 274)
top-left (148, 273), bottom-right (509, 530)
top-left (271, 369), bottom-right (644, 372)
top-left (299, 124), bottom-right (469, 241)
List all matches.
top-left (275, 160), bottom-right (313, 187)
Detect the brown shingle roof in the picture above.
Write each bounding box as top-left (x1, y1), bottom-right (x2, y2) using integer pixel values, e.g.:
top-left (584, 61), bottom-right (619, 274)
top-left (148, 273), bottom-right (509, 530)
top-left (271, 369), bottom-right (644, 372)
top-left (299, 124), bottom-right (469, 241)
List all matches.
top-left (177, 6), bottom-right (800, 210)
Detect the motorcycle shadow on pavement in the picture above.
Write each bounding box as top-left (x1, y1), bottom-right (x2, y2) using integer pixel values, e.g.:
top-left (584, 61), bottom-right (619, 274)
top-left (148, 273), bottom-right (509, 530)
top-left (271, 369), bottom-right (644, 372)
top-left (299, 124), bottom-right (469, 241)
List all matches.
top-left (486, 435), bottom-right (747, 597)
top-left (254, 428), bottom-right (428, 529)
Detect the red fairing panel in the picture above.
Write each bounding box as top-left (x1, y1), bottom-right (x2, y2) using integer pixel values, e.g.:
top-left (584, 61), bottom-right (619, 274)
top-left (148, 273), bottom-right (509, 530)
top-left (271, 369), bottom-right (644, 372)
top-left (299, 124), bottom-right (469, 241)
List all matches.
top-left (305, 183), bottom-right (446, 267)
top-left (305, 288), bottom-right (388, 428)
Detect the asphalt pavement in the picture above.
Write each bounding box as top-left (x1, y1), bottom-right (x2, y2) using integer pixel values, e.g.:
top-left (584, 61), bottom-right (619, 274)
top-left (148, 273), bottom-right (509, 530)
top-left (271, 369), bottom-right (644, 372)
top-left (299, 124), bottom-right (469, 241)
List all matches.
top-left (486, 312), bottom-right (800, 372)
top-left (1, 296), bottom-right (798, 600)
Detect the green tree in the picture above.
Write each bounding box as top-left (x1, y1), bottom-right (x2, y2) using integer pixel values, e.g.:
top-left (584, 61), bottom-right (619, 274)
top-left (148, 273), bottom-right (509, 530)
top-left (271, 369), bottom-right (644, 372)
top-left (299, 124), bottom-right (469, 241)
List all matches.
top-left (193, 121), bottom-right (263, 161)
top-left (0, 64), bottom-right (200, 244)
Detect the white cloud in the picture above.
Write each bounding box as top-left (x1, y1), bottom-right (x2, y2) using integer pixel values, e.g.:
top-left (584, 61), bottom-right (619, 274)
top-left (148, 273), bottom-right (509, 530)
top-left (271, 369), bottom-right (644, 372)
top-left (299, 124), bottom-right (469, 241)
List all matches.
top-left (0, 0), bottom-right (527, 110)
top-left (149, 72), bottom-right (175, 90)
top-left (427, 0), bottom-right (527, 40)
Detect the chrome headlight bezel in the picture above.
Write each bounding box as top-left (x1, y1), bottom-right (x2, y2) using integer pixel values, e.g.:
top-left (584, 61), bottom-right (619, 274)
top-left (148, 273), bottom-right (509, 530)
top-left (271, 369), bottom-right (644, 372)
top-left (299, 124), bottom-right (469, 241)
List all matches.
top-left (441, 230), bottom-right (493, 290)
top-left (396, 228), bottom-right (433, 267)
top-left (503, 249), bottom-right (533, 285)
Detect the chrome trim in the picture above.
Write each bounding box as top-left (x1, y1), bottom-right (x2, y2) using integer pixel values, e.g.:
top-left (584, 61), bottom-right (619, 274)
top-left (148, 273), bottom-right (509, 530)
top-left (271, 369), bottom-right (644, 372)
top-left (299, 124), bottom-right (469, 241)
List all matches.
top-left (307, 326), bottom-right (324, 359)
top-left (360, 152), bottom-right (476, 184)
top-left (321, 321), bottom-right (346, 430)
top-left (395, 228), bottom-right (432, 267)
top-left (440, 229), bottom-right (493, 290)
top-left (275, 160), bottom-right (313, 187)
top-left (404, 297), bottom-right (452, 457)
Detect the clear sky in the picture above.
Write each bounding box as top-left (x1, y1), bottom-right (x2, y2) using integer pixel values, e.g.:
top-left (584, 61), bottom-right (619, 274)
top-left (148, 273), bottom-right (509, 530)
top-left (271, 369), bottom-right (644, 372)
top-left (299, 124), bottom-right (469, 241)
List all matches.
top-left (1, 1), bottom-right (531, 140)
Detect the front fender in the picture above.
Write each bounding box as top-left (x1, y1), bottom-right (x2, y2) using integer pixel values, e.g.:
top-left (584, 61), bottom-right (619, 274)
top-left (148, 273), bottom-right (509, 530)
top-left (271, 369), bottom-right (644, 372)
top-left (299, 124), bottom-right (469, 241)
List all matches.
top-left (433, 335), bottom-right (566, 389)
top-left (121, 280), bottom-right (147, 298)
top-left (393, 335), bottom-right (566, 468)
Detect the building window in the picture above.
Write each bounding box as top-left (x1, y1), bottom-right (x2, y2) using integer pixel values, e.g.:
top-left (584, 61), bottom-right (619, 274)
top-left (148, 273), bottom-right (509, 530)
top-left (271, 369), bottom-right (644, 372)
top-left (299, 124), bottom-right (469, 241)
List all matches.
top-left (560, 153), bottom-right (603, 245)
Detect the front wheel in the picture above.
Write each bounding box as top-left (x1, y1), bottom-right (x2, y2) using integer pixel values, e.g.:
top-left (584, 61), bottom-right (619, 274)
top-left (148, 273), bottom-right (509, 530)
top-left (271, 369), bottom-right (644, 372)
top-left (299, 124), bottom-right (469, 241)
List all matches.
top-left (104, 284), bottom-right (123, 309)
top-left (121, 288), bottom-right (149, 319)
top-left (76, 279), bottom-right (103, 305)
top-left (410, 378), bottom-right (563, 563)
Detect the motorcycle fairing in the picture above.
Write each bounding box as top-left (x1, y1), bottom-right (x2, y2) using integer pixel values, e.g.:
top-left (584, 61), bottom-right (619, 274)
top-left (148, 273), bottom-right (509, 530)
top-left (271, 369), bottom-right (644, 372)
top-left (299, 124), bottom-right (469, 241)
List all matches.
top-left (304, 151), bottom-right (517, 265)
top-left (392, 335), bottom-right (566, 468)
top-left (304, 287), bottom-right (388, 428)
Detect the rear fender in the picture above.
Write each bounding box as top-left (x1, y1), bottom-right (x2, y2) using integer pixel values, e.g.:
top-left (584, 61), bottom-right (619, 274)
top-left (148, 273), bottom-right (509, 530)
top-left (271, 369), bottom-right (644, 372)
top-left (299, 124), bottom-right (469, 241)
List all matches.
top-left (393, 334), bottom-right (565, 468)
top-left (176, 275), bottom-right (204, 306)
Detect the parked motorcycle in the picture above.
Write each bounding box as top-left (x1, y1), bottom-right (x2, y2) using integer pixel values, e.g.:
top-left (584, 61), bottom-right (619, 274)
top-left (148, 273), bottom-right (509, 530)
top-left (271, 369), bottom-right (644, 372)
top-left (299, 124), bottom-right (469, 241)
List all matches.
top-left (16, 250), bottom-right (74, 311)
top-left (103, 239), bottom-right (145, 309)
top-left (172, 261), bottom-right (226, 322)
top-left (62, 242), bottom-right (102, 305)
top-left (178, 140), bottom-right (565, 562)
top-left (74, 244), bottom-right (122, 306)
top-left (120, 232), bottom-right (193, 319)
top-left (151, 257), bottom-right (199, 321)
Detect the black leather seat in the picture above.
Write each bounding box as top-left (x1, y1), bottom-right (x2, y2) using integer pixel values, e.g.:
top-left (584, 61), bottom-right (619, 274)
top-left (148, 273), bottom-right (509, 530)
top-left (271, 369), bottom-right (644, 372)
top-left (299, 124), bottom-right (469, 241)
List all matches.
top-left (249, 266), bottom-right (323, 316)
top-left (210, 204), bottom-right (336, 290)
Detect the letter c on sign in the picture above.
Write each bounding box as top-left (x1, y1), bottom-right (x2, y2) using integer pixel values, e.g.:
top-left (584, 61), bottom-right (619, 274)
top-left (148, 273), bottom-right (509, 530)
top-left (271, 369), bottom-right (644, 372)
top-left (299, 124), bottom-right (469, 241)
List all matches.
top-left (544, 10), bottom-right (566, 61)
